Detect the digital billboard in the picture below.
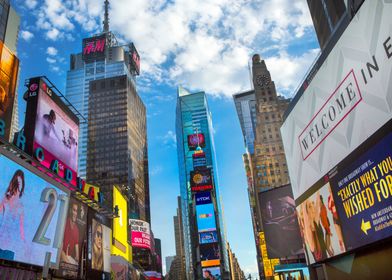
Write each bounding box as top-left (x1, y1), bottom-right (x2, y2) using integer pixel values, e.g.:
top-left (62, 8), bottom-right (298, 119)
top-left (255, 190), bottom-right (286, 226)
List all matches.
top-left (258, 185), bottom-right (303, 258)
top-left (281, 0), bottom-right (392, 200)
top-left (129, 43), bottom-right (140, 75)
top-left (130, 219), bottom-right (151, 250)
top-left (56, 197), bottom-right (87, 279)
top-left (87, 210), bottom-right (111, 279)
top-left (190, 168), bottom-right (213, 192)
top-left (0, 154), bottom-right (68, 267)
top-left (82, 35), bottom-right (106, 62)
top-left (0, 41), bottom-right (19, 141)
top-left (196, 203), bottom-right (216, 233)
top-left (199, 231), bottom-right (218, 244)
top-left (112, 187), bottom-right (129, 260)
top-left (188, 133), bottom-right (206, 150)
top-left (193, 150), bottom-right (207, 169)
top-left (195, 192), bottom-right (212, 205)
top-left (200, 243), bottom-right (220, 267)
top-left (202, 266), bottom-right (221, 280)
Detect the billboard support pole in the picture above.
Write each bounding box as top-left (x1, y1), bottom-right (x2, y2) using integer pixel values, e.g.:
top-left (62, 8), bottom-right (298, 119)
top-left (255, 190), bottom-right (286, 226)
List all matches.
top-left (42, 252), bottom-right (51, 279)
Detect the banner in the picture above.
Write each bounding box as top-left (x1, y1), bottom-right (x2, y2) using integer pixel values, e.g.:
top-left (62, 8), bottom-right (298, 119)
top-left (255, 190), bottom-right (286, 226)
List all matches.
top-left (130, 219), bottom-right (151, 250)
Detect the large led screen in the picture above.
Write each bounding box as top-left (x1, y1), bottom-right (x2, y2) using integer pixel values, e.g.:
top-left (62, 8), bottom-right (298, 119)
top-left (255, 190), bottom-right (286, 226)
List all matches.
top-left (82, 35), bottom-right (106, 62)
top-left (0, 154), bottom-right (68, 267)
top-left (130, 219), bottom-right (151, 250)
top-left (196, 203), bottom-right (216, 233)
top-left (200, 243), bottom-right (220, 267)
top-left (258, 185), bottom-right (303, 258)
top-left (195, 192), bottom-right (212, 205)
top-left (199, 231), bottom-right (218, 244)
top-left (281, 0), bottom-right (392, 200)
top-left (56, 197), bottom-right (87, 279)
top-left (188, 133), bottom-right (206, 150)
top-left (202, 266), bottom-right (221, 280)
top-left (190, 168), bottom-right (213, 192)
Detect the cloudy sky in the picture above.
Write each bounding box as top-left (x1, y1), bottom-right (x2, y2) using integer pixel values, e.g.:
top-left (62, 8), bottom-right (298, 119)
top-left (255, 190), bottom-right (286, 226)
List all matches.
top-left (13, 0), bottom-right (319, 277)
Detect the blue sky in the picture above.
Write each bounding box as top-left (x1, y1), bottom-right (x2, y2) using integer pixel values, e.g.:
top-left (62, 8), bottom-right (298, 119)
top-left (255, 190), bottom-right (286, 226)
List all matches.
top-left (12, 0), bottom-right (320, 277)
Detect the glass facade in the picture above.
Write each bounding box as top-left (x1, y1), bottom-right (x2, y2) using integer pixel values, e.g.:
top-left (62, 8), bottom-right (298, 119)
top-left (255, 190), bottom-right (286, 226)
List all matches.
top-left (175, 87), bottom-right (228, 279)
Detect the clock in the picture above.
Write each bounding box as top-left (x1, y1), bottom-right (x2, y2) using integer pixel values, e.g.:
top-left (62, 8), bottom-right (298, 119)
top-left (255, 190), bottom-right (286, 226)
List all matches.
top-left (256, 74), bottom-right (270, 87)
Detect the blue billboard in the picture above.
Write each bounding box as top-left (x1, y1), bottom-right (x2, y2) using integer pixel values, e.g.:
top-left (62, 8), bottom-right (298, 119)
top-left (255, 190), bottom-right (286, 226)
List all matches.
top-left (195, 192), bottom-right (211, 205)
top-left (199, 231), bottom-right (218, 244)
top-left (196, 203), bottom-right (216, 233)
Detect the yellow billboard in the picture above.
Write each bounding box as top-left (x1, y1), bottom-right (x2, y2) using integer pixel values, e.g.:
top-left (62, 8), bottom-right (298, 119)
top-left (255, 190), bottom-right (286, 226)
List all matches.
top-left (259, 232), bottom-right (280, 277)
top-left (112, 187), bottom-right (130, 261)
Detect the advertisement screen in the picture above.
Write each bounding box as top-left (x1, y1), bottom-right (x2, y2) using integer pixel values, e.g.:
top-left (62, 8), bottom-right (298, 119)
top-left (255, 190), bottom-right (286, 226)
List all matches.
top-left (281, 0), bottom-right (392, 200)
top-left (0, 42), bottom-right (18, 140)
top-left (200, 243), bottom-right (220, 267)
top-left (82, 35), bottom-right (106, 62)
top-left (258, 185), bottom-right (303, 258)
top-left (0, 154), bottom-right (68, 267)
top-left (195, 192), bottom-right (212, 205)
top-left (113, 188), bottom-right (129, 259)
top-left (190, 168), bottom-right (213, 192)
top-left (130, 219), bottom-right (151, 250)
top-left (56, 197), bottom-right (87, 279)
top-left (199, 231), bottom-right (218, 244)
top-left (202, 266), bottom-right (221, 280)
top-left (196, 203), bottom-right (216, 233)
top-left (193, 151), bottom-right (207, 169)
top-left (129, 43), bottom-right (140, 75)
top-left (188, 133), bottom-right (206, 150)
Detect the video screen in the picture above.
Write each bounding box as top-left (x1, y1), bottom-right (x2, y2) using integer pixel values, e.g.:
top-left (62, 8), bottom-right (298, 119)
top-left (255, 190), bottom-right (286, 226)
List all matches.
top-left (202, 266), bottom-right (221, 280)
top-left (196, 203), bottom-right (216, 233)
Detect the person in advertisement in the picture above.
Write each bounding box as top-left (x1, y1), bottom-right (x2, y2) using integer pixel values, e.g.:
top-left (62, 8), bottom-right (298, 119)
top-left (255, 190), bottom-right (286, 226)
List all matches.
top-left (92, 219), bottom-right (104, 271)
top-left (61, 201), bottom-right (80, 266)
top-left (203, 269), bottom-right (216, 280)
top-left (319, 195), bottom-right (334, 257)
top-left (327, 185), bottom-right (345, 252)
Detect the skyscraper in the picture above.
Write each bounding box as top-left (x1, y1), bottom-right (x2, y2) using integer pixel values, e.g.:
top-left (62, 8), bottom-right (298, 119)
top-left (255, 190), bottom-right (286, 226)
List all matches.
top-left (175, 87), bottom-right (228, 279)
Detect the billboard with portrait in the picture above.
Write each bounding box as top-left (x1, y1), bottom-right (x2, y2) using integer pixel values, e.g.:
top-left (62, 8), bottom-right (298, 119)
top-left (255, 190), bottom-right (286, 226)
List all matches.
top-left (190, 168), bottom-right (213, 192)
top-left (199, 231), bottom-right (218, 244)
top-left (196, 203), bottom-right (216, 233)
top-left (188, 133), bottom-right (206, 150)
top-left (202, 266), bottom-right (221, 280)
top-left (0, 41), bottom-right (19, 141)
top-left (281, 0), bottom-right (392, 200)
top-left (130, 219), bottom-right (151, 250)
top-left (0, 154), bottom-right (68, 267)
top-left (87, 210), bottom-right (111, 279)
top-left (200, 243), bottom-right (220, 267)
top-left (258, 185), bottom-right (303, 258)
top-left (56, 197), bottom-right (87, 279)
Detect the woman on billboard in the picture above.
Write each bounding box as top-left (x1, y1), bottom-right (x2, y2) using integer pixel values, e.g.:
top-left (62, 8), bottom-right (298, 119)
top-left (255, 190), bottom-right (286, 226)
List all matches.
top-left (92, 220), bottom-right (103, 271)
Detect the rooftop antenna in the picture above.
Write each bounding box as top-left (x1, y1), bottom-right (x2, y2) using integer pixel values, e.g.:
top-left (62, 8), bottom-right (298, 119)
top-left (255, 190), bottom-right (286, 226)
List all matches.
top-left (103, 0), bottom-right (109, 33)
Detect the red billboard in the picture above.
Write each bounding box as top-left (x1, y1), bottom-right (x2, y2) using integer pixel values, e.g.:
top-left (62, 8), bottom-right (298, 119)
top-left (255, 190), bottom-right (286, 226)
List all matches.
top-left (130, 219), bottom-right (151, 250)
top-left (188, 133), bottom-right (206, 150)
top-left (190, 168), bottom-right (213, 192)
top-left (82, 35), bottom-right (106, 62)
top-left (129, 43), bottom-right (140, 75)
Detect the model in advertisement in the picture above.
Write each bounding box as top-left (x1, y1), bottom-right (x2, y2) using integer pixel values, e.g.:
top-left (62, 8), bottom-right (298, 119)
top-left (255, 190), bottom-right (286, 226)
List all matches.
top-left (203, 270), bottom-right (216, 280)
top-left (327, 185), bottom-right (345, 252)
top-left (61, 201), bottom-right (80, 266)
top-left (92, 219), bottom-right (103, 271)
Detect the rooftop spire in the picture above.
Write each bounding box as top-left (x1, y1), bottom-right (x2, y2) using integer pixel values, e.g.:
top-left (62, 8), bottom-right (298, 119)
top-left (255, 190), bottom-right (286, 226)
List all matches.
top-left (103, 0), bottom-right (109, 33)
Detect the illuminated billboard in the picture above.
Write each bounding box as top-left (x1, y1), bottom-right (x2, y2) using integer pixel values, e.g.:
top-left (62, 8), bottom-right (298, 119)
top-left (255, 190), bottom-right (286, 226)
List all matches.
top-left (200, 243), bottom-right (220, 267)
top-left (0, 41), bottom-right (19, 141)
top-left (0, 154), bottom-right (68, 267)
top-left (281, 0), bottom-right (392, 200)
top-left (258, 185), bottom-right (303, 258)
top-left (56, 197), bottom-right (87, 279)
top-left (88, 210), bottom-right (111, 278)
top-left (130, 219), bottom-right (151, 250)
top-left (82, 35), bottom-right (106, 62)
top-left (195, 191), bottom-right (212, 205)
top-left (190, 168), bottom-right (213, 192)
top-left (129, 43), bottom-right (140, 75)
top-left (24, 77), bottom-right (79, 186)
top-left (202, 266), bottom-right (221, 279)
top-left (193, 150), bottom-right (207, 169)
top-left (188, 133), bottom-right (205, 150)
top-left (196, 203), bottom-right (216, 233)
top-left (112, 187), bottom-right (129, 260)
top-left (199, 231), bottom-right (218, 244)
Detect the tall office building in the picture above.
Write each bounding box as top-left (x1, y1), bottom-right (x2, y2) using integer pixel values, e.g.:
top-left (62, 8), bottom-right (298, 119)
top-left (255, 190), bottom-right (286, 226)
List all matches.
top-left (173, 196), bottom-right (186, 279)
top-left (227, 243), bottom-right (246, 280)
top-left (176, 87), bottom-right (228, 279)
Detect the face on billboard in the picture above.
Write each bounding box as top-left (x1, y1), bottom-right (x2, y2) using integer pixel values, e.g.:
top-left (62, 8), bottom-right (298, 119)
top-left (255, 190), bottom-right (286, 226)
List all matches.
top-left (130, 219), bottom-right (151, 250)
top-left (200, 243), bottom-right (220, 267)
top-left (199, 231), bottom-right (218, 244)
top-left (196, 204), bottom-right (216, 233)
top-left (34, 90), bottom-right (79, 172)
top-left (202, 266), bottom-right (221, 280)
top-left (0, 155), bottom-right (68, 267)
top-left (90, 218), bottom-right (111, 273)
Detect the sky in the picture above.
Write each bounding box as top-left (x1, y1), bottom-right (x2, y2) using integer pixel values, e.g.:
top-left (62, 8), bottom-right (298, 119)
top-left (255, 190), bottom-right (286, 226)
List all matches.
top-left (11, 0), bottom-right (320, 277)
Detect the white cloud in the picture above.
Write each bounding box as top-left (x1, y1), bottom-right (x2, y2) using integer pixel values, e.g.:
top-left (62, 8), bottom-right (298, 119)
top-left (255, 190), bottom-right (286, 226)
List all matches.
top-left (25, 0), bottom-right (37, 9)
top-left (161, 130), bottom-right (177, 147)
top-left (46, 28), bottom-right (61, 40)
top-left (46, 46), bottom-right (58, 56)
top-left (20, 30), bottom-right (34, 41)
top-left (46, 57), bottom-right (56, 64)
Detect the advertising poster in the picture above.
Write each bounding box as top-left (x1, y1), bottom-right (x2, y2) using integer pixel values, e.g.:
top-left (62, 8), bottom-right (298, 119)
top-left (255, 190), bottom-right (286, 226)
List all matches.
top-left (188, 133), bottom-right (206, 150)
top-left (130, 219), bottom-right (151, 250)
top-left (56, 197), bottom-right (87, 279)
top-left (112, 188), bottom-right (129, 260)
top-left (129, 43), bottom-right (141, 75)
top-left (87, 210), bottom-right (111, 279)
top-left (111, 255), bottom-right (128, 280)
top-left (200, 243), bottom-right (220, 267)
top-left (0, 154), bottom-right (68, 267)
top-left (258, 185), bottom-right (303, 258)
top-left (202, 266), bottom-right (221, 280)
top-left (199, 231), bottom-right (218, 244)
top-left (193, 151), bottom-right (207, 169)
top-left (195, 192), bottom-right (212, 205)
top-left (82, 35), bottom-right (106, 62)
top-left (196, 203), bottom-right (216, 233)
top-left (259, 232), bottom-right (279, 277)
top-left (190, 168), bottom-right (213, 192)
top-left (0, 42), bottom-right (18, 141)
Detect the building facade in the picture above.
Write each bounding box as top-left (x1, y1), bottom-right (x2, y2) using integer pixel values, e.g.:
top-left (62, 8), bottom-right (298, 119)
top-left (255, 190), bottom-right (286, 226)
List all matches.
top-left (227, 243), bottom-right (246, 280)
top-left (175, 87), bottom-right (228, 279)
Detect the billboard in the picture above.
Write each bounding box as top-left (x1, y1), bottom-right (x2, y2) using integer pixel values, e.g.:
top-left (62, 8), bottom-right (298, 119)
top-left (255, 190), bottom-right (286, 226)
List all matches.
top-left (130, 219), bottom-right (151, 250)
top-left (258, 185), bottom-right (303, 258)
top-left (196, 203), bottom-right (216, 233)
top-left (200, 243), bottom-right (220, 267)
top-left (190, 168), bottom-right (213, 192)
top-left (195, 192), bottom-right (212, 205)
top-left (193, 150), bottom-right (207, 169)
top-left (281, 0), bottom-right (392, 200)
top-left (87, 210), bottom-right (111, 279)
top-left (188, 133), bottom-right (206, 150)
top-left (112, 187), bottom-right (129, 260)
top-left (0, 42), bottom-right (19, 141)
top-left (56, 197), bottom-right (87, 279)
top-left (199, 231), bottom-right (218, 244)
top-left (202, 266), bottom-right (221, 280)
top-left (0, 154), bottom-right (68, 267)
top-left (82, 35), bottom-right (106, 62)
top-left (129, 43), bottom-right (140, 75)
top-left (259, 232), bottom-right (280, 277)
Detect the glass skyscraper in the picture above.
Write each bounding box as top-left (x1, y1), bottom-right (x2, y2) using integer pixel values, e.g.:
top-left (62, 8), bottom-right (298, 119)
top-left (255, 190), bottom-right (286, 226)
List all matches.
top-left (175, 87), bottom-right (228, 279)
